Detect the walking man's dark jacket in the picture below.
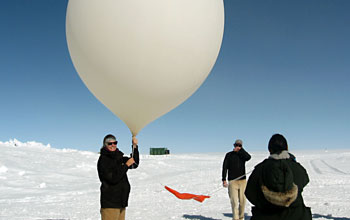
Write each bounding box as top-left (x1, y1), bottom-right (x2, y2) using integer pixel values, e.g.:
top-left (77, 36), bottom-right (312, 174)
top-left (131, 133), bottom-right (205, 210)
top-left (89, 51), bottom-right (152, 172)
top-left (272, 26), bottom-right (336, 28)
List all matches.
top-left (97, 146), bottom-right (139, 208)
top-left (222, 148), bottom-right (251, 181)
top-left (245, 151), bottom-right (311, 220)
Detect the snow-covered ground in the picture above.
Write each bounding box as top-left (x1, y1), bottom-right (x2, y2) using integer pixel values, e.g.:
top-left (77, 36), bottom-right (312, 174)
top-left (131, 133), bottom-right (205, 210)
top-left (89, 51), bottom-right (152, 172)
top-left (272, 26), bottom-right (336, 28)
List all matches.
top-left (1, 139), bottom-right (349, 220)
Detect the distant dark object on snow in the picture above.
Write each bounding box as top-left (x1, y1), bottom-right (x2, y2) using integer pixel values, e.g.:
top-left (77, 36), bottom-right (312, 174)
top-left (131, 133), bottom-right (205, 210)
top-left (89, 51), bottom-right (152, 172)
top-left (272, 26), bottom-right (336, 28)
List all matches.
top-left (150, 147), bottom-right (170, 155)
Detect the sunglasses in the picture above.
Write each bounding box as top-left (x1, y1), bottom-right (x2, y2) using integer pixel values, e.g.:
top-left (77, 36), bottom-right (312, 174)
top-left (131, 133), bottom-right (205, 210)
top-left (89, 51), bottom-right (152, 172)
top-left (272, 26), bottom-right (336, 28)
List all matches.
top-left (107, 141), bottom-right (118, 146)
top-left (234, 144), bottom-right (242, 147)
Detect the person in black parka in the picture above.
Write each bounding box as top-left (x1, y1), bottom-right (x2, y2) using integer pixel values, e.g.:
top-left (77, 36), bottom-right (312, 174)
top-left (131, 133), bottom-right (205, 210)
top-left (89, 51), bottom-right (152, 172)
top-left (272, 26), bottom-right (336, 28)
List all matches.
top-left (97, 134), bottom-right (139, 220)
top-left (245, 134), bottom-right (312, 220)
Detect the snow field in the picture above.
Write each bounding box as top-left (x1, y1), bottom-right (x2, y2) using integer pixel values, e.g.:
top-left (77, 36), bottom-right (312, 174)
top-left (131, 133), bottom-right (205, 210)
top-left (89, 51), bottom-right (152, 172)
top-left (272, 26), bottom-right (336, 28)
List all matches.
top-left (1, 140), bottom-right (349, 220)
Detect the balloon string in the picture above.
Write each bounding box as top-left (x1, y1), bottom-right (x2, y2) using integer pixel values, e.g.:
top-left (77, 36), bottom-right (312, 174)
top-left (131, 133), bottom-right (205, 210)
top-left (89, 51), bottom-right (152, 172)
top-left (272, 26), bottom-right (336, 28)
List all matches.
top-left (206, 170), bottom-right (253, 196)
top-left (131, 154), bottom-right (253, 199)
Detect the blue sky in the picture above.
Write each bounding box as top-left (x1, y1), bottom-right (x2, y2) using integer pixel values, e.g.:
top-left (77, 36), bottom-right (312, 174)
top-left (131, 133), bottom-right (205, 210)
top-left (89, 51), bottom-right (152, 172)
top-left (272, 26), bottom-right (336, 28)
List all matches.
top-left (1, 0), bottom-right (349, 153)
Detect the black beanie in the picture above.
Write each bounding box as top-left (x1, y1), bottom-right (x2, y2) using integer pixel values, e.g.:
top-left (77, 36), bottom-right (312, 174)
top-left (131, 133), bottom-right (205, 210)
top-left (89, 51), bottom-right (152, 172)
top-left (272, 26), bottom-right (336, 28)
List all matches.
top-left (268, 134), bottom-right (288, 154)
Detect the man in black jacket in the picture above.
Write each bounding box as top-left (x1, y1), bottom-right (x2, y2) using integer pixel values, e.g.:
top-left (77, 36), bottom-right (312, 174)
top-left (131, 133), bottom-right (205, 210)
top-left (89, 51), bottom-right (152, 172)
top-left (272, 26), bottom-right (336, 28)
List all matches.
top-left (97, 134), bottom-right (139, 220)
top-left (245, 134), bottom-right (312, 220)
top-left (222, 139), bottom-right (251, 220)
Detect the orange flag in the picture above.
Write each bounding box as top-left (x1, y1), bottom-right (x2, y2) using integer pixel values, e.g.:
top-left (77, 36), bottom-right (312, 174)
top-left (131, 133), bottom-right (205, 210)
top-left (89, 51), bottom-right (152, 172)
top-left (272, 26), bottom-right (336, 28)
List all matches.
top-left (164, 186), bottom-right (210, 203)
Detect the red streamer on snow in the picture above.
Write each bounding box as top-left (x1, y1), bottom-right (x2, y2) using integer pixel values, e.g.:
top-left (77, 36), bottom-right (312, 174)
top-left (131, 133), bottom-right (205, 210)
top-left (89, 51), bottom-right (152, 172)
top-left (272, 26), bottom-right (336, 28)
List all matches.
top-left (164, 186), bottom-right (210, 203)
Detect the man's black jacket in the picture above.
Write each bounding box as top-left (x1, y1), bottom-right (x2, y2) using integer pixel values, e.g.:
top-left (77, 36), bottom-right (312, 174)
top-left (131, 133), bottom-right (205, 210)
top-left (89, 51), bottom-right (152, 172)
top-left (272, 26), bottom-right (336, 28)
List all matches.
top-left (222, 148), bottom-right (251, 181)
top-left (97, 146), bottom-right (139, 208)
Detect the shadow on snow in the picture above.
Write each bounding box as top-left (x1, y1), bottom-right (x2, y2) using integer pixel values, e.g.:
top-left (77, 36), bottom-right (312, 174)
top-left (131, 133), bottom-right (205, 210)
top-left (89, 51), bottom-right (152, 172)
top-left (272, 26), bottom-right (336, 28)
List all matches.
top-left (182, 213), bottom-right (252, 220)
top-left (313, 213), bottom-right (350, 220)
top-left (182, 215), bottom-right (220, 220)
top-left (223, 213), bottom-right (251, 219)
top-left (183, 213), bottom-right (349, 220)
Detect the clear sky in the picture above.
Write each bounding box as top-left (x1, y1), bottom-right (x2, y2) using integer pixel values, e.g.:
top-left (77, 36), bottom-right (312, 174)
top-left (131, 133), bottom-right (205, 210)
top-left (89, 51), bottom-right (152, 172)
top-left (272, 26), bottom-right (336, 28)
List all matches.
top-left (1, 0), bottom-right (349, 154)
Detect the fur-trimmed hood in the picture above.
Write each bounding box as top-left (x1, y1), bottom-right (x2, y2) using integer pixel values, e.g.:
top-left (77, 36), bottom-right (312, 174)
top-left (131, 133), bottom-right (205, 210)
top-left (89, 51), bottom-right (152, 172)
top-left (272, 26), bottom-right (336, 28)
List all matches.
top-left (261, 150), bottom-right (298, 207)
top-left (262, 183), bottom-right (298, 207)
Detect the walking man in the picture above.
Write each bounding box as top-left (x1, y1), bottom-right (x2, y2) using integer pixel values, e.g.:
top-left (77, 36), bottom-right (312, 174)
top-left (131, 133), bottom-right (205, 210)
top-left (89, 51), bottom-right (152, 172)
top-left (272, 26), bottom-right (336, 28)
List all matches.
top-left (222, 139), bottom-right (251, 220)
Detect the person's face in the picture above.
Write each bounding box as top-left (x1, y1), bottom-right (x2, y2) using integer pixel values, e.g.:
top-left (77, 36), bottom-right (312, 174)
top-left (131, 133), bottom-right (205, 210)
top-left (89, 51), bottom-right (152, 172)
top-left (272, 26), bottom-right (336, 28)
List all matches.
top-left (106, 140), bottom-right (118, 152)
top-left (233, 143), bottom-right (242, 151)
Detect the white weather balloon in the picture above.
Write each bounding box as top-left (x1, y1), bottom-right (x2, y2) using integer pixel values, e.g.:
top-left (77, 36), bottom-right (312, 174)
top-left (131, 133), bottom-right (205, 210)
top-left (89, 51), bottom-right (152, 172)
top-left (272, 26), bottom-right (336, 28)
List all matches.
top-left (66, 0), bottom-right (224, 136)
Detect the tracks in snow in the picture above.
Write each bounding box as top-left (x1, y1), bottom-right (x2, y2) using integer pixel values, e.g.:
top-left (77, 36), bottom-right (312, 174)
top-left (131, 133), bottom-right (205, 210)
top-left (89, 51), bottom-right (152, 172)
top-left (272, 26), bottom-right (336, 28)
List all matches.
top-left (310, 159), bottom-right (348, 175)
